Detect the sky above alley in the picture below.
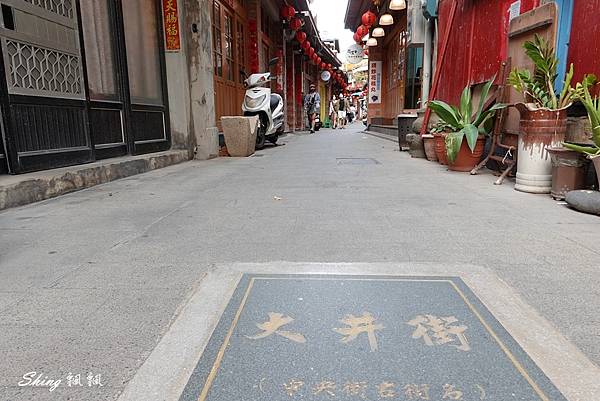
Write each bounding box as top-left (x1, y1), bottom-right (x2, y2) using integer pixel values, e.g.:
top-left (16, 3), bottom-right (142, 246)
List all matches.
top-left (310, 0), bottom-right (355, 63)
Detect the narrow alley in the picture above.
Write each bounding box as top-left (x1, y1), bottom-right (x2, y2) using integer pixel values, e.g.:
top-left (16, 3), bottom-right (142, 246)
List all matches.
top-left (1, 125), bottom-right (599, 400)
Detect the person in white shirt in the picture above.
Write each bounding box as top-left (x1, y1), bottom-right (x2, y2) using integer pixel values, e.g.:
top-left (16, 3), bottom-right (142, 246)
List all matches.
top-left (329, 95), bottom-right (338, 129)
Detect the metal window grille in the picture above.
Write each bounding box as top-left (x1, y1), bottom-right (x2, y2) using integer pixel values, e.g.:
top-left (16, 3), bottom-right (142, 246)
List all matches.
top-left (22, 0), bottom-right (74, 19)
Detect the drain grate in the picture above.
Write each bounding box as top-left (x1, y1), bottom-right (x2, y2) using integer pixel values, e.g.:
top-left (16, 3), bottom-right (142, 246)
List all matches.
top-left (336, 158), bottom-right (380, 165)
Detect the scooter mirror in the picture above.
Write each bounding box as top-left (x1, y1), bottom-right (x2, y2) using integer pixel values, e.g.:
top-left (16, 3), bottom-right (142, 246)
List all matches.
top-left (268, 57), bottom-right (279, 66)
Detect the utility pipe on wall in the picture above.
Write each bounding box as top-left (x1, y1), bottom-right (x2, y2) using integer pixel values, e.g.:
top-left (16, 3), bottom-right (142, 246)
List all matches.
top-left (421, 18), bottom-right (433, 105)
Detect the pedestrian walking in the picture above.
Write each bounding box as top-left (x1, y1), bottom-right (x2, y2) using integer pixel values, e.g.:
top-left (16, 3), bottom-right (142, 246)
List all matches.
top-left (304, 84), bottom-right (320, 133)
top-left (344, 97), bottom-right (351, 125)
top-left (329, 95), bottom-right (339, 129)
top-left (337, 94), bottom-right (347, 129)
top-left (348, 104), bottom-right (356, 123)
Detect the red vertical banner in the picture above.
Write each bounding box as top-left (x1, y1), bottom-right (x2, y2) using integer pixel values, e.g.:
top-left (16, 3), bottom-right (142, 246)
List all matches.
top-left (162, 0), bottom-right (181, 51)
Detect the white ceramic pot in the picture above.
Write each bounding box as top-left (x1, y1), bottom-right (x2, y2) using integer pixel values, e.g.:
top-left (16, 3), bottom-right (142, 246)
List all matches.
top-left (514, 104), bottom-right (568, 194)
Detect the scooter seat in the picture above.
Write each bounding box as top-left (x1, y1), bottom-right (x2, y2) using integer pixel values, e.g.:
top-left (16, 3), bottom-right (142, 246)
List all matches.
top-left (270, 95), bottom-right (279, 112)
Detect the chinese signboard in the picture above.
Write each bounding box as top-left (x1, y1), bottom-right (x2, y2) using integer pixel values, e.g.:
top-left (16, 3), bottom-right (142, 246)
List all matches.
top-left (162, 0), bottom-right (180, 51)
top-left (346, 44), bottom-right (365, 65)
top-left (178, 275), bottom-right (568, 401)
top-left (369, 61), bottom-right (382, 104)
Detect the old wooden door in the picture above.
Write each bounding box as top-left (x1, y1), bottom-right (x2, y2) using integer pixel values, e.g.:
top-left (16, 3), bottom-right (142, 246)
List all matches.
top-left (0, 0), bottom-right (92, 173)
top-left (212, 0), bottom-right (247, 130)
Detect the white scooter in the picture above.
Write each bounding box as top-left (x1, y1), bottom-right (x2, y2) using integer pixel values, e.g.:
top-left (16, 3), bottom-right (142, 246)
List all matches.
top-left (242, 58), bottom-right (284, 149)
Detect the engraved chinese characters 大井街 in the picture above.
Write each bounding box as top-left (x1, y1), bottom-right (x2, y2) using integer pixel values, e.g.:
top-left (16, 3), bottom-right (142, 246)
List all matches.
top-left (333, 312), bottom-right (384, 351)
top-left (403, 384), bottom-right (430, 400)
top-left (442, 384), bottom-right (464, 400)
top-left (407, 315), bottom-right (470, 351)
top-left (283, 379), bottom-right (304, 396)
top-left (377, 382), bottom-right (397, 398)
top-left (246, 312), bottom-right (307, 343)
top-left (342, 381), bottom-right (368, 398)
top-left (313, 381), bottom-right (336, 397)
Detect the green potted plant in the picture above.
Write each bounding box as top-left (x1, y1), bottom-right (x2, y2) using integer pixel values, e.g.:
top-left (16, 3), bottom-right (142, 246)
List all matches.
top-left (508, 34), bottom-right (578, 194)
top-left (563, 74), bottom-right (600, 190)
top-left (428, 78), bottom-right (505, 171)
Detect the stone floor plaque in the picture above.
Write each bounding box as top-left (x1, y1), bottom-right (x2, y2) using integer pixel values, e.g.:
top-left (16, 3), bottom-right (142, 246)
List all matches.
top-left (179, 275), bottom-right (567, 401)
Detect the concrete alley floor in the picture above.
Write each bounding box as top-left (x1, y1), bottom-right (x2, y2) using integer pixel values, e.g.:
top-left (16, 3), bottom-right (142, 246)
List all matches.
top-left (1, 123), bottom-right (599, 400)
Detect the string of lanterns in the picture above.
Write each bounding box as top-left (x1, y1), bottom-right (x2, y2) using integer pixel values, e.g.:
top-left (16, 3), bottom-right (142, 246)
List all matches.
top-left (352, 0), bottom-right (406, 48)
top-left (280, 4), bottom-right (349, 90)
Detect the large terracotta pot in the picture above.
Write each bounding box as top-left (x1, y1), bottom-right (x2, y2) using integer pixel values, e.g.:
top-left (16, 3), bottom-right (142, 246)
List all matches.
top-left (447, 135), bottom-right (486, 172)
top-left (514, 104), bottom-right (568, 193)
top-left (422, 134), bottom-right (438, 162)
top-left (433, 133), bottom-right (448, 165)
top-left (548, 147), bottom-right (588, 200)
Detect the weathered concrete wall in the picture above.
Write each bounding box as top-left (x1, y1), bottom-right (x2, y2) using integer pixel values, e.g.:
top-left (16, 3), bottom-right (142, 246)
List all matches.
top-left (164, 0), bottom-right (218, 161)
top-left (165, 1), bottom-right (194, 156)
top-left (184, 0), bottom-right (219, 160)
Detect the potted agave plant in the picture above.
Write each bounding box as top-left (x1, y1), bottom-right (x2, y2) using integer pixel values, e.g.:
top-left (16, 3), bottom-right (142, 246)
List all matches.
top-left (508, 34), bottom-right (579, 193)
top-left (428, 78), bottom-right (505, 171)
top-left (563, 75), bottom-right (600, 190)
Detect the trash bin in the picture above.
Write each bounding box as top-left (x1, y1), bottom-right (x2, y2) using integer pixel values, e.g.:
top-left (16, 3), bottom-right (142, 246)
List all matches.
top-left (398, 114), bottom-right (418, 150)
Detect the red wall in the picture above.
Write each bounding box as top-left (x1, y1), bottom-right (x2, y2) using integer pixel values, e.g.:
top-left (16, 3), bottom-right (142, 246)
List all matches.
top-left (520, 0), bottom-right (539, 13)
top-left (435, 0), bottom-right (600, 105)
top-left (436, 0), bottom-right (469, 104)
top-left (567, 0), bottom-right (600, 84)
top-left (436, 0), bottom-right (515, 104)
top-left (469, 0), bottom-right (512, 84)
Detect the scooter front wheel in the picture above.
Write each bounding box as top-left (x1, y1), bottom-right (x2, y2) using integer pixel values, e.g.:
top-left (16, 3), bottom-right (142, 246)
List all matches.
top-left (256, 127), bottom-right (266, 149)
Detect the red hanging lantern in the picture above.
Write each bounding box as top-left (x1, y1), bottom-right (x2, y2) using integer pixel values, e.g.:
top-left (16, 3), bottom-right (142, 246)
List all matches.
top-left (320, 62), bottom-right (327, 70)
top-left (308, 47), bottom-right (315, 57)
top-left (316, 56), bottom-right (322, 65)
top-left (302, 41), bottom-right (311, 51)
top-left (295, 31), bottom-right (307, 43)
top-left (280, 5), bottom-right (295, 21)
top-left (327, 63), bottom-right (332, 69)
top-left (353, 32), bottom-right (361, 43)
top-left (356, 25), bottom-right (369, 39)
top-left (361, 11), bottom-right (377, 28)
top-left (290, 17), bottom-right (302, 31)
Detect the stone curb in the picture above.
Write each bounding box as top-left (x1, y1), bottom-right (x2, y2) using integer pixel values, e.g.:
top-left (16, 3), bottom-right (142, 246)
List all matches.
top-left (0, 150), bottom-right (190, 211)
top-left (362, 130), bottom-right (398, 143)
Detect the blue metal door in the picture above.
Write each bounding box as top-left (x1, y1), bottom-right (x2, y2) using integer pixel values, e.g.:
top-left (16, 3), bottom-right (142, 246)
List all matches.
top-left (553, 0), bottom-right (574, 92)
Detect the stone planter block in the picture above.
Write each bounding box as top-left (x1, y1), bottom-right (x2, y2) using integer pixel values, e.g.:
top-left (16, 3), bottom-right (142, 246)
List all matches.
top-left (406, 134), bottom-right (426, 158)
top-left (221, 116), bottom-right (259, 157)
